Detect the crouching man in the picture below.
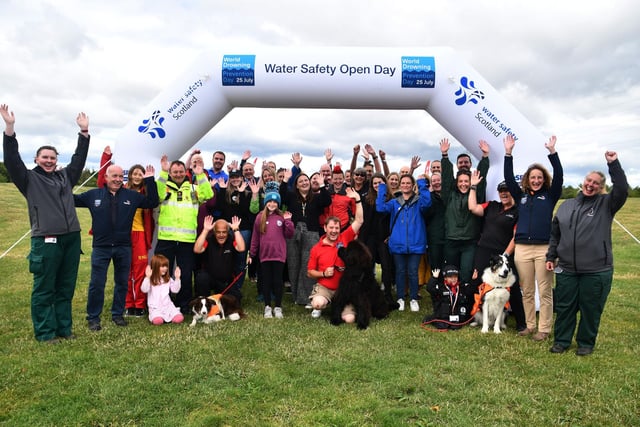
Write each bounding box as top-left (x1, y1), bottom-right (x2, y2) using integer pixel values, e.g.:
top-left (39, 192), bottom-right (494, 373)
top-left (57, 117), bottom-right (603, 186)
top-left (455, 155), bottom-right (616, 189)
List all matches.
top-left (193, 215), bottom-right (245, 303)
top-left (306, 187), bottom-right (363, 321)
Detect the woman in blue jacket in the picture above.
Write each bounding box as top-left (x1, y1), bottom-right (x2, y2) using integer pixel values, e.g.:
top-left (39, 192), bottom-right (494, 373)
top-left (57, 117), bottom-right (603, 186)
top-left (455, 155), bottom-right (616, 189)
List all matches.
top-left (504, 134), bottom-right (563, 341)
top-left (376, 174), bottom-right (431, 312)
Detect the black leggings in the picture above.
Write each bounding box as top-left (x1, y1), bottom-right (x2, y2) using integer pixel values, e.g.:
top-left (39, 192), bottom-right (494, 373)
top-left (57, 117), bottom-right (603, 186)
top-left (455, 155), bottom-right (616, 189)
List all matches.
top-left (260, 261), bottom-right (284, 307)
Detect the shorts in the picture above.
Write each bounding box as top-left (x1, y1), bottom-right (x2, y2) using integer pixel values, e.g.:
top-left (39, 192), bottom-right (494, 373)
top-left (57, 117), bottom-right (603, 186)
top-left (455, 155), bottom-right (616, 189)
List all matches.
top-left (309, 284), bottom-right (335, 302)
top-left (309, 284), bottom-right (355, 317)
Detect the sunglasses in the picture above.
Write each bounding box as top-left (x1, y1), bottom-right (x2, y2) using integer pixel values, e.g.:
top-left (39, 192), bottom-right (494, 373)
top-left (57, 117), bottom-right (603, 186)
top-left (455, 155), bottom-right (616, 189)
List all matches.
top-left (354, 172), bottom-right (366, 177)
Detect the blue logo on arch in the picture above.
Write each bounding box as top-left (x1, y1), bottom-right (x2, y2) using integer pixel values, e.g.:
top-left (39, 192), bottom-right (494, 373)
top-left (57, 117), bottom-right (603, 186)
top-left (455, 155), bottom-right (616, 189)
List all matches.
top-left (138, 110), bottom-right (166, 139)
top-left (454, 77), bottom-right (485, 106)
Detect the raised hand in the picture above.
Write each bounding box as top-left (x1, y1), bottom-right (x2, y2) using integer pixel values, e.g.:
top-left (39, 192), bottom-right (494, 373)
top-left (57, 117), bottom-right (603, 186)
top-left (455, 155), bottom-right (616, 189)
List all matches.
top-left (545, 135), bottom-right (557, 154)
top-left (411, 155), bottom-right (421, 171)
top-left (470, 169), bottom-right (483, 186)
top-left (76, 112), bottom-right (89, 130)
top-left (203, 215), bottom-right (215, 231)
top-left (230, 215), bottom-right (242, 230)
top-left (503, 135), bottom-right (515, 155)
top-left (291, 152), bottom-right (302, 167)
top-left (478, 140), bottom-right (490, 157)
top-left (440, 138), bottom-right (450, 154)
top-left (0, 104), bottom-right (15, 126)
top-left (324, 148), bottom-right (334, 163)
top-left (160, 154), bottom-right (170, 172)
top-left (192, 163), bottom-right (204, 176)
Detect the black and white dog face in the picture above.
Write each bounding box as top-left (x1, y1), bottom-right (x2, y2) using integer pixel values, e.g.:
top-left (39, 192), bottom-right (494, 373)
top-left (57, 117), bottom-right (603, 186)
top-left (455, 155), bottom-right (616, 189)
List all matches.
top-left (189, 296), bottom-right (223, 326)
top-left (489, 254), bottom-right (511, 280)
top-left (189, 295), bottom-right (244, 326)
top-left (192, 297), bottom-right (217, 317)
top-left (482, 254), bottom-right (516, 288)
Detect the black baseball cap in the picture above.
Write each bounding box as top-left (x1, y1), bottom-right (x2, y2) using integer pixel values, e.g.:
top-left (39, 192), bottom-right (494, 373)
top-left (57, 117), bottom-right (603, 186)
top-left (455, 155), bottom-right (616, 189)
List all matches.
top-left (443, 265), bottom-right (459, 277)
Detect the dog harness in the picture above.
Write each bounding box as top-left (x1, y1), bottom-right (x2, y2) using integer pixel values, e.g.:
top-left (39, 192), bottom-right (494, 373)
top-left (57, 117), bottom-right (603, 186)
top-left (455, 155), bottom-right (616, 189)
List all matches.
top-left (207, 294), bottom-right (225, 319)
top-left (471, 283), bottom-right (511, 317)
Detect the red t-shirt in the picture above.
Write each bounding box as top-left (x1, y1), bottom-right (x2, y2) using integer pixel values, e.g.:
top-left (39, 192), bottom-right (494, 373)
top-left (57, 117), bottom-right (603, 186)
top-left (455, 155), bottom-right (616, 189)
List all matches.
top-left (307, 226), bottom-right (357, 290)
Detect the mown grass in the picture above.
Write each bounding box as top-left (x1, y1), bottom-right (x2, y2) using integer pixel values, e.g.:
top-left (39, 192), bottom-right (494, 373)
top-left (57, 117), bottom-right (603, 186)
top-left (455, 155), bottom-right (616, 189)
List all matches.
top-left (0, 183), bottom-right (639, 426)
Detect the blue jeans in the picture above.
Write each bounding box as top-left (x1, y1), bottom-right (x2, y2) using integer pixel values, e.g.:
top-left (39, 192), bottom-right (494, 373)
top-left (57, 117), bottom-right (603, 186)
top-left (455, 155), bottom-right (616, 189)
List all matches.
top-left (86, 245), bottom-right (131, 322)
top-left (393, 253), bottom-right (422, 300)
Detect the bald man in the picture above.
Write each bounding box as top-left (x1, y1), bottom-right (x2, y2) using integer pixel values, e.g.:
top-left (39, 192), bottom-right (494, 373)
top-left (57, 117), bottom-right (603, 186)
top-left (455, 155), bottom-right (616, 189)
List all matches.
top-left (75, 164), bottom-right (159, 331)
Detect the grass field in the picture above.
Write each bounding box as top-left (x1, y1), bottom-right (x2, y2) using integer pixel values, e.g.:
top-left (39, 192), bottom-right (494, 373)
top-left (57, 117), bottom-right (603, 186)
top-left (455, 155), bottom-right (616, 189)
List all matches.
top-left (0, 183), bottom-right (639, 426)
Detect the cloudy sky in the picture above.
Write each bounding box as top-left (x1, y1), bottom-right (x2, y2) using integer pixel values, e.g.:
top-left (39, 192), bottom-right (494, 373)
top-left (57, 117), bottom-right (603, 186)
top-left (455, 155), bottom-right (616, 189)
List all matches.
top-left (1, 0), bottom-right (638, 187)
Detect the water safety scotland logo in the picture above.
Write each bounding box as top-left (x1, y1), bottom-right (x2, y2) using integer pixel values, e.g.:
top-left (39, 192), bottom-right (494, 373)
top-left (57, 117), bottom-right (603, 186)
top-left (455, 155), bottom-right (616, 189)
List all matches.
top-left (454, 77), bottom-right (485, 106)
top-left (138, 110), bottom-right (166, 139)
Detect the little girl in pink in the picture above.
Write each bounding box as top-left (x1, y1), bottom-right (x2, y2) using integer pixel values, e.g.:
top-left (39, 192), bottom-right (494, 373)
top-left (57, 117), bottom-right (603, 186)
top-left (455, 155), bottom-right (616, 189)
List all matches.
top-left (141, 254), bottom-right (184, 325)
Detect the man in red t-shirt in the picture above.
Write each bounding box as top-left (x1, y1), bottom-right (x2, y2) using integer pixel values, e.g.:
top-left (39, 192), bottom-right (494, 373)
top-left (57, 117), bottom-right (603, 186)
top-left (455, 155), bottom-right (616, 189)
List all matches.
top-left (307, 187), bottom-right (363, 320)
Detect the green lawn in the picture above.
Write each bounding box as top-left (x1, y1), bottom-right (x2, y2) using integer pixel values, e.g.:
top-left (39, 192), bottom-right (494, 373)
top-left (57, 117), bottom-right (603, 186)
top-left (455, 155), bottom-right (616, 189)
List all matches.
top-left (0, 184), bottom-right (639, 426)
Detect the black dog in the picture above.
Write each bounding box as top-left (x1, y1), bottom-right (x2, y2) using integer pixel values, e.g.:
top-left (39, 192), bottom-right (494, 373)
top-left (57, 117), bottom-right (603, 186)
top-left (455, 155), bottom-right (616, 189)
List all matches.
top-left (331, 239), bottom-right (398, 329)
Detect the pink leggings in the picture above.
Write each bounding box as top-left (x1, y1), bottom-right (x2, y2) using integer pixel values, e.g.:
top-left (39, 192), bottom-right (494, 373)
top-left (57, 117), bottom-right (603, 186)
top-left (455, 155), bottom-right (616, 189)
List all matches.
top-left (151, 314), bottom-right (184, 325)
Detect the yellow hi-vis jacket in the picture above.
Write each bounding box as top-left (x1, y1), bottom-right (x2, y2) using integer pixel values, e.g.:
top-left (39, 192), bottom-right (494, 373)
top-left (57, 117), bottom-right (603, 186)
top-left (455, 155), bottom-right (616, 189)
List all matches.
top-left (156, 171), bottom-right (213, 243)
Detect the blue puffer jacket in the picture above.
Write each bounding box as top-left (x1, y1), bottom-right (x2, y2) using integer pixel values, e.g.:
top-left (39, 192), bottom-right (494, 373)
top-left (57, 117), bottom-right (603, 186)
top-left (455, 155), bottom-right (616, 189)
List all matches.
top-left (376, 179), bottom-right (431, 254)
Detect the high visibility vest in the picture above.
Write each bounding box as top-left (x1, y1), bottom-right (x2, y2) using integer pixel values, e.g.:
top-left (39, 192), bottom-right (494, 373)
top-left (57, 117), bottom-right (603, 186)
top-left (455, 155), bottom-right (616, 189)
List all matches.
top-left (156, 171), bottom-right (213, 243)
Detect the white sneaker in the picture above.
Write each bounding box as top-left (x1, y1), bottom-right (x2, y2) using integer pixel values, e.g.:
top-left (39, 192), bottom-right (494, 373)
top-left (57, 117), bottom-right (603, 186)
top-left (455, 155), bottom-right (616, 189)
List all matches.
top-left (410, 299), bottom-right (419, 312)
top-left (304, 304), bottom-right (313, 309)
top-left (264, 306), bottom-right (273, 319)
top-left (274, 307), bottom-right (283, 319)
top-left (397, 299), bottom-right (405, 311)
top-left (311, 309), bottom-right (322, 318)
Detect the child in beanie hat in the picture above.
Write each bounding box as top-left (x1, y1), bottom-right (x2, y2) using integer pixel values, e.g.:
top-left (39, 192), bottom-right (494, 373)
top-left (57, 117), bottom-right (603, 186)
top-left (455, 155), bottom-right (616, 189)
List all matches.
top-left (250, 180), bottom-right (294, 319)
top-left (263, 181), bottom-right (281, 207)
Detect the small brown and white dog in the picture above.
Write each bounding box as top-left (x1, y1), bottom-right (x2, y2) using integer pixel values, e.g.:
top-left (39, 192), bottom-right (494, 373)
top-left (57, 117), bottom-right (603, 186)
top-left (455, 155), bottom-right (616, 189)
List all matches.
top-left (189, 294), bottom-right (244, 326)
top-left (471, 254), bottom-right (516, 334)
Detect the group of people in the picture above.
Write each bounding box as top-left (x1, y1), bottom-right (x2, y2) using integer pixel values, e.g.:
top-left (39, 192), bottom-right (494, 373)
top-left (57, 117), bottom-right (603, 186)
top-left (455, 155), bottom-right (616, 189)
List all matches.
top-left (2, 103), bottom-right (629, 356)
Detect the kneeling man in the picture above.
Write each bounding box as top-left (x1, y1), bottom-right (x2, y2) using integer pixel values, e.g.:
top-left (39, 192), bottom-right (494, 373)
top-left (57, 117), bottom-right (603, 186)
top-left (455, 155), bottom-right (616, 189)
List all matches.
top-left (306, 187), bottom-right (363, 321)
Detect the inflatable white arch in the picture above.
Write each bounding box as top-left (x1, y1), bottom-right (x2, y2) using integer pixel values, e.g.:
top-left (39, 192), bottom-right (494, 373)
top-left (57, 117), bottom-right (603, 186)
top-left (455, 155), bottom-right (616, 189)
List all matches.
top-left (114, 47), bottom-right (547, 194)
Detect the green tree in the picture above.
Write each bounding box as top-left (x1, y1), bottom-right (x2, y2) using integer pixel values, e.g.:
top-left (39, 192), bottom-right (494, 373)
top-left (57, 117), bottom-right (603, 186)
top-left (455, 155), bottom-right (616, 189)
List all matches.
top-left (79, 168), bottom-right (98, 187)
top-left (0, 162), bottom-right (9, 183)
top-left (561, 185), bottom-right (578, 199)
